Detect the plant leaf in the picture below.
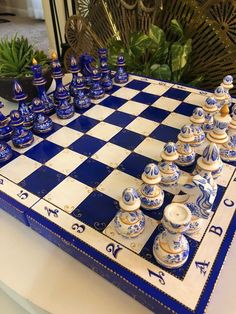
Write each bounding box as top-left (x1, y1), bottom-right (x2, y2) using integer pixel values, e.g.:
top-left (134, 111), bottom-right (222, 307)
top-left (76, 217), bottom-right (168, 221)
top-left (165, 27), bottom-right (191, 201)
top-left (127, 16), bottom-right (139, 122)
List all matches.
top-left (148, 24), bottom-right (165, 46)
top-left (150, 64), bottom-right (171, 81)
top-left (170, 19), bottom-right (184, 39)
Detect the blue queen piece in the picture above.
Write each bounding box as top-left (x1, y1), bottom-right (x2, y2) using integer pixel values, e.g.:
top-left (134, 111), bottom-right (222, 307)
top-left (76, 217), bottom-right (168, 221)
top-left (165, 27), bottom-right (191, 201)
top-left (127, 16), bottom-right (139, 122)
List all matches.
top-left (0, 101), bottom-right (13, 141)
top-left (31, 98), bottom-right (53, 134)
top-left (114, 55), bottom-right (129, 84)
top-left (0, 140), bottom-right (12, 163)
top-left (55, 85), bottom-right (75, 119)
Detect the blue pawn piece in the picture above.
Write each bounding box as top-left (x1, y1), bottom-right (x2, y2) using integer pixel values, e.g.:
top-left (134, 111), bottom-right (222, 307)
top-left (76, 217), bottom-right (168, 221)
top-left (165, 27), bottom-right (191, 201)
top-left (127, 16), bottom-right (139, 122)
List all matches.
top-left (0, 101), bottom-right (13, 141)
top-left (13, 81), bottom-right (34, 130)
top-left (74, 78), bottom-right (91, 110)
top-left (10, 110), bottom-right (34, 148)
top-left (31, 98), bottom-right (53, 134)
top-left (68, 56), bottom-right (81, 98)
top-left (0, 141), bottom-right (12, 163)
top-left (55, 85), bottom-right (75, 119)
top-left (100, 60), bottom-right (113, 91)
top-left (90, 68), bottom-right (105, 100)
top-left (98, 48), bottom-right (108, 64)
top-left (114, 55), bottom-right (129, 84)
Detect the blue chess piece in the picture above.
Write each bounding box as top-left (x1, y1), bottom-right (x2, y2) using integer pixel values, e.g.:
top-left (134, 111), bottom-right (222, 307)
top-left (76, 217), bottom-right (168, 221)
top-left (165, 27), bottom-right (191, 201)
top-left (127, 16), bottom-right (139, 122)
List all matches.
top-left (55, 85), bottom-right (75, 119)
top-left (10, 110), bottom-right (34, 148)
top-left (0, 140), bottom-right (12, 163)
top-left (90, 68), bottom-right (105, 100)
top-left (74, 78), bottom-right (91, 110)
top-left (68, 56), bottom-right (81, 98)
top-left (13, 81), bottom-right (34, 130)
top-left (79, 53), bottom-right (95, 90)
top-left (98, 48), bottom-right (113, 91)
top-left (0, 101), bottom-right (13, 141)
top-left (114, 55), bottom-right (129, 84)
top-left (31, 98), bottom-right (53, 134)
top-left (31, 58), bottom-right (54, 115)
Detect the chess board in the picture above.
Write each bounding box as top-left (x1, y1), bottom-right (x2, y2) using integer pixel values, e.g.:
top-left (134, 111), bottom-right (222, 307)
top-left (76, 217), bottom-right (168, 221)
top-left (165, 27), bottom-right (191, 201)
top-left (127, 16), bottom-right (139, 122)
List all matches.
top-left (0, 74), bottom-right (235, 314)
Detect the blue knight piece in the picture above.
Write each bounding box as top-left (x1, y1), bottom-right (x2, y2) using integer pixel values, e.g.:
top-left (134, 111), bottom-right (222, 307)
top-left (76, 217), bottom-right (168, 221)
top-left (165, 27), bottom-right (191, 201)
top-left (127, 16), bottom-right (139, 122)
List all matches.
top-left (0, 140), bottom-right (12, 163)
top-left (68, 56), bottom-right (81, 98)
top-left (139, 163), bottom-right (164, 211)
top-left (79, 53), bottom-right (95, 89)
top-left (89, 68), bottom-right (105, 100)
top-left (114, 187), bottom-right (145, 238)
top-left (114, 55), bottom-right (129, 84)
top-left (74, 78), bottom-right (91, 110)
top-left (55, 85), bottom-right (74, 119)
top-left (190, 107), bottom-right (205, 146)
top-left (31, 98), bottom-right (53, 134)
top-left (10, 110), bottom-right (34, 148)
top-left (31, 58), bottom-right (54, 115)
top-left (13, 81), bottom-right (34, 130)
top-left (0, 101), bottom-right (13, 141)
top-left (202, 97), bottom-right (218, 133)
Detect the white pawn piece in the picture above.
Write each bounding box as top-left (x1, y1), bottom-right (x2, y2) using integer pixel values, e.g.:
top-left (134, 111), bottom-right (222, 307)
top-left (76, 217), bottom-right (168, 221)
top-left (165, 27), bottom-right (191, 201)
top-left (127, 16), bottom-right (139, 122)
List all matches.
top-left (221, 75), bottom-right (233, 107)
top-left (139, 163), bottom-right (164, 211)
top-left (176, 124), bottom-right (196, 166)
top-left (197, 142), bottom-right (223, 179)
top-left (228, 104), bottom-right (236, 136)
top-left (190, 107), bottom-right (205, 147)
top-left (153, 203), bottom-right (191, 269)
top-left (114, 187), bottom-right (145, 238)
top-left (202, 97), bottom-right (218, 133)
top-left (159, 142), bottom-right (180, 186)
top-left (214, 85), bottom-right (226, 109)
top-left (220, 135), bottom-right (236, 162)
top-left (207, 104), bottom-right (231, 145)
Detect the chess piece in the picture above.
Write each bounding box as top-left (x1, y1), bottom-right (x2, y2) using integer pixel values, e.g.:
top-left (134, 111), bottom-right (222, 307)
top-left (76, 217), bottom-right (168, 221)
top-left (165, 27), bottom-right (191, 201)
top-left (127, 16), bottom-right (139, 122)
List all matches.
top-left (31, 98), bottom-right (53, 134)
top-left (221, 75), bottom-right (233, 107)
top-left (139, 163), bottom-right (164, 210)
top-left (0, 141), bottom-right (12, 163)
top-left (73, 78), bottom-right (91, 110)
top-left (0, 101), bottom-right (13, 141)
top-left (220, 135), bottom-right (236, 162)
top-left (10, 110), bottom-right (34, 148)
top-left (13, 80), bottom-right (34, 130)
top-left (214, 85), bottom-right (226, 109)
top-left (176, 125), bottom-right (195, 166)
top-left (202, 97), bottom-right (218, 133)
top-left (55, 85), bottom-right (75, 119)
top-left (153, 203), bottom-right (191, 269)
top-left (228, 103), bottom-right (236, 136)
top-left (114, 187), bottom-right (145, 238)
top-left (79, 53), bottom-right (95, 89)
top-left (159, 142), bottom-right (180, 186)
top-left (190, 107), bottom-right (205, 147)
top-left (31, 58), bottom-right (54, 114)
top-left (90, 68), bottom-right (105, 100)
top-left (207, 104), bottom-right (231, 144)
top-left (114, 55), bottom-right (129, 84)
top-left (68, 56), bottom-right (81, 97)
top-left (98, 48), bottom-right (113, 91)
top-left (197, 142), bottom-right (223, 179)
top-left (180, 174), bottom-right (216, 234)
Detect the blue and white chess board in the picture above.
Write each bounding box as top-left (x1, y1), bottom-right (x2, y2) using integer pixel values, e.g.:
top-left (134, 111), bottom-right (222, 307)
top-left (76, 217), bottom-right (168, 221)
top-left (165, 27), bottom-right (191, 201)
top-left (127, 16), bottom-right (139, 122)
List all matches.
top-left (0, 74), bottom-right (235, 314)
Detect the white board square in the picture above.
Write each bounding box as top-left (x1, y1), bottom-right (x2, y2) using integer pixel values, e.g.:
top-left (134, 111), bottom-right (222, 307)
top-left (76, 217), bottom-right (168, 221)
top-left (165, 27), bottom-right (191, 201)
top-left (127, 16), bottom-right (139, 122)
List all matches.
top-left (125, 117), bottom-right (159, 136)
top-left (83, 105), bottom-right (114, 121)
top-left (152, 96), bottom-right (181, 111)
top-left (118, 100), bottom-right (147, 116)
top-left (162, 112), bottom-right (190, 129)
top-left (87, 122), bottom-right (121, 141)
top-left (184, 93), bottom-right (207, 106)
top-left (47, 127), bottom-right (83, 147)
top-left (112, 87), bottom-right (139, 100)
top-left (134, 137), bottom-right (165, 161)
top-left (142, 83), bottom-right (172, 96)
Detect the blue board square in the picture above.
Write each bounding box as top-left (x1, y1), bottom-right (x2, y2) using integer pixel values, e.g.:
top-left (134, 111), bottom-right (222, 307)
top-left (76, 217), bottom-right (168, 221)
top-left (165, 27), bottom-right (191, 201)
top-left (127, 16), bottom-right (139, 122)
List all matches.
top-left (67, 115), bottom-right (99, 133)
top-left (72, 191), bottom-right (118, 231)
top-left (150, 124), bottom-right (179, 142)
top-left (71, 158), bottom-right (112, 188)
top-left (110, 129), bottom-right (145, 150)
top-left (104, 111), bottom-right (135, 128)
top-left (163, 88), bottom-right (190, 101)
top-left (19, 165), bottom-right (65, 197)
top-left (105, 85), bottom-right (120, 95)
top-left (37, 122), bottom-right (62, 139)
top-left (74, 103), bottom-right (95, 114)
top-left (0, 149), bottom-right (20, 168)
top-left (25, 140), bottom-right (63, 163)
top-left (212, 185), bottom-right (226, 212)
top-left (140, 106), bottom-right (169, 123)
top-left (178, 154), bottom-right (200, 174)
top-left (125, 79), bottom-right (150, 90)
top-left (118, 152), bottom-right (155, 179)
top-left (69, 135), bottom-right (106, 157)
top-left (131, 92), bottom-right (159, 105)
top-left (100, 96), bottom-right (127, 109)
top-left (174, 102), bottom-right (198, 116)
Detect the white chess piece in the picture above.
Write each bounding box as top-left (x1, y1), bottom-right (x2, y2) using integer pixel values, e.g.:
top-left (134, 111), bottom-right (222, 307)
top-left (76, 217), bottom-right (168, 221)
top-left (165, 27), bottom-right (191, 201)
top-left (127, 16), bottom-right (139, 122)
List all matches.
top-left (176, 124), bottom-right (196, 166)
top-left (228, 103), bottom-right (236, 136)
top-left (190, 107), bottom-right (205, 147)
top-left (202, 97), bottom-right (218, 133)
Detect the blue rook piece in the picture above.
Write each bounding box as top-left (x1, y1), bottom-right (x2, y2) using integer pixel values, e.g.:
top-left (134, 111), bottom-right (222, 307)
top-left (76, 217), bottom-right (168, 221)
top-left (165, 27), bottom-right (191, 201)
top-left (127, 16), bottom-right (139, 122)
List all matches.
top-left (31, 98), bottom-right (53, 134)
top-left (114, 55), bottom-right (129, 84)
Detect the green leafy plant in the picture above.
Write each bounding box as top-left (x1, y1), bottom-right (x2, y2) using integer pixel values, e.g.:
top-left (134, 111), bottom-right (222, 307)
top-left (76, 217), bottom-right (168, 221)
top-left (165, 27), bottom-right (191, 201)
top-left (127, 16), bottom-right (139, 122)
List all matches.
top-left (0, 35), bottom-right (49, 78)
top-left (108, 19), bottom-right (203, 85)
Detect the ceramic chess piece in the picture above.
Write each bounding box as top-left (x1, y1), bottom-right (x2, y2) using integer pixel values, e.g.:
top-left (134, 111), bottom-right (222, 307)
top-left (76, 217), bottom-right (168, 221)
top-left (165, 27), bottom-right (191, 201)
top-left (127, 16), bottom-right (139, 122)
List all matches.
top-left (114, 187), bottom-right (145, 238)
top-left (114, 55), bottom-right (129, 84)
top-left (197, 142), bottom-right (223, 179)
top-left (138, 163), bottom-right (164, 210)
top-left (31, 58), bottom-right (54, 114)
top-left (202, 97), bottom-right (218, 133)
top-left (0, 141), bottom-right (12, 163)
top-left (98, 48), bottom-right (113, 91)
top-left (10, 110), bottom-right (34, 148)
top-left (55, 85), bottom-right (75, 119)
top-left (79, 53), bottom-right (95, 90)
top-left (207, 104), bottom-right (231, 144)
top-left (214, 85), bottom-right (226, 109)
top-left (159, 142), bottom-right (180, 186)
top-left (0, 101), bottom-right (13, 141)
top-left (180, 174), bottom-right (216, 234)
top-left (190, 107), bottom-right (205, 146)
top-left (13, 80), bottom-right (34, 130)
top-left (228, 104), bottom-right (236, 136)
top-left (153, 203), bottom-right (191, 269)
top-left (31, 98), bottom-right (53, 134)
top-left (90, 68), bottom-right (105, 100)
top-left (73, 78), bottom-right (91, 110)
top-left (68, 56), bottom-right (81, 98)
top-left (176, 125), bottom-right (195, 166)
top-left (220, 135), bottom-right (236, 162)
top-left (221, 75), bottom-right (233, 107)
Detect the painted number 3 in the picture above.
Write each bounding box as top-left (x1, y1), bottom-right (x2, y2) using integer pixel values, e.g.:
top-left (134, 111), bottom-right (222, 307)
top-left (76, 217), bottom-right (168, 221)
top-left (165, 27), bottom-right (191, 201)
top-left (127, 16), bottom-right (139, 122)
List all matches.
top-left (72, 223), bottom-right (85, 233)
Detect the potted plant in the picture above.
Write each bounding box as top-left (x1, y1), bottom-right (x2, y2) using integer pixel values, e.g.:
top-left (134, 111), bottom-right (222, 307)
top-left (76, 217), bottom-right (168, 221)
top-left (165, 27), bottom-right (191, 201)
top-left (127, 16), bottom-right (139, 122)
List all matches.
top-left (0, 35), bottom-right (52, 102)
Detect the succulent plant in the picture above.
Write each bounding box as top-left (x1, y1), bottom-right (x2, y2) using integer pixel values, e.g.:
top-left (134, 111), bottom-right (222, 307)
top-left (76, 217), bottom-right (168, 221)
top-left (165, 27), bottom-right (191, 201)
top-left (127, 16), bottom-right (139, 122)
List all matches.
top-left (0, 35), bottom-right (49, 78)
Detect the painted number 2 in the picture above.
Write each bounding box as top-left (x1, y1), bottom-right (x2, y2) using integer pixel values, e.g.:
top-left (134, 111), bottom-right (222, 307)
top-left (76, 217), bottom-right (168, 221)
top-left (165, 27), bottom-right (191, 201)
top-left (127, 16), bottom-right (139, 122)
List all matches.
top-left (106, 243), bottom-right (122, 259)
top-left (17, 190), bottom-right (28, 200)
